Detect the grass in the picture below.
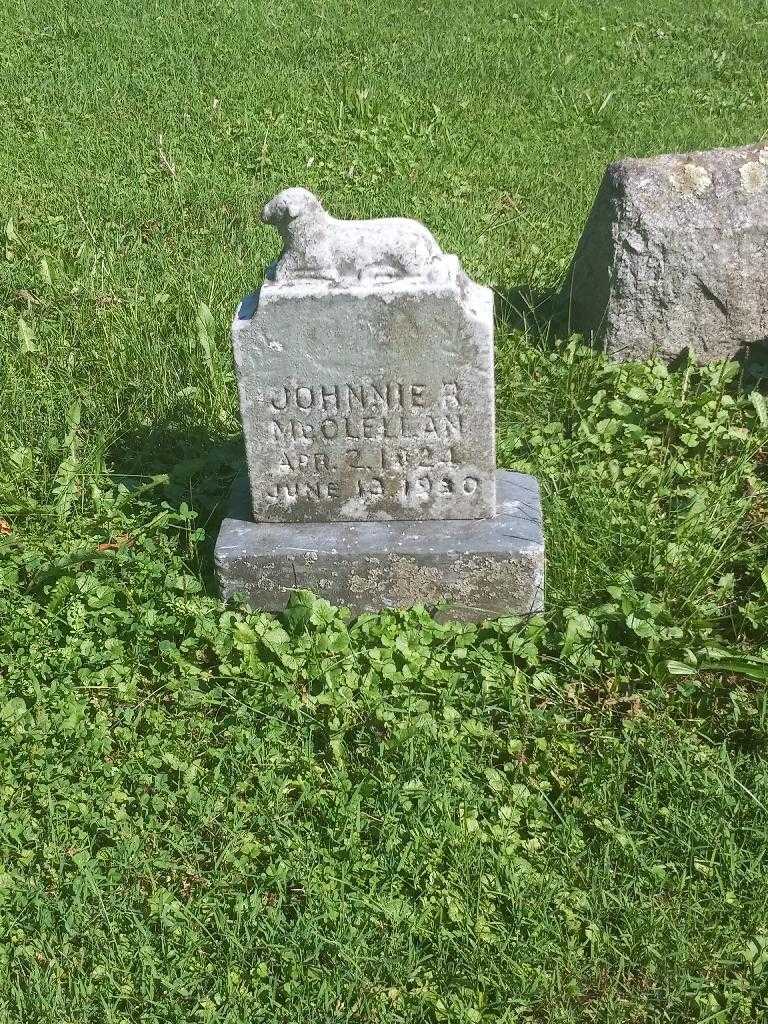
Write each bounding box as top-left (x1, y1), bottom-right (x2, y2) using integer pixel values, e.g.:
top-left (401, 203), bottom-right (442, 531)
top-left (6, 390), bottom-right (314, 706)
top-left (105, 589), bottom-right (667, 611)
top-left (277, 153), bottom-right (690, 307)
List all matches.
top-left (1, 0), bottom-right (768, 1020)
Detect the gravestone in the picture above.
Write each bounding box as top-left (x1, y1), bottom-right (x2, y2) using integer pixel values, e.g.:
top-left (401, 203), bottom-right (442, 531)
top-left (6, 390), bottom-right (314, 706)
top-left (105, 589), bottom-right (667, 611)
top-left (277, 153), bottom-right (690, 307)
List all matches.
top-left (215, 188), bottom-right (544, 621)
top-left (568, 143), bottom-right (768, 363)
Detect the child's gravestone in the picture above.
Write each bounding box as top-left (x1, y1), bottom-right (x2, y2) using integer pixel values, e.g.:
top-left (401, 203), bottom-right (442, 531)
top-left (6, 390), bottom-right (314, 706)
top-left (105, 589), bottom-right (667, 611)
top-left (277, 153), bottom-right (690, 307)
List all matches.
top-left (215, 189), bottom-right (544, 620)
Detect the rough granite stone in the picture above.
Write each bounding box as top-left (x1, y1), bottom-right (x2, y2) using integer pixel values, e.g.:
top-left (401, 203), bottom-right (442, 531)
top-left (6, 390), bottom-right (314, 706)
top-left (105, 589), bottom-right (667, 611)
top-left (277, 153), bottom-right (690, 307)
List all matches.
top-left (234, 189), bottom-right (496, 523)
top-left (568, 144), bottom-right (768, 362)
top-left (215, 470), bottom-right (544, 622)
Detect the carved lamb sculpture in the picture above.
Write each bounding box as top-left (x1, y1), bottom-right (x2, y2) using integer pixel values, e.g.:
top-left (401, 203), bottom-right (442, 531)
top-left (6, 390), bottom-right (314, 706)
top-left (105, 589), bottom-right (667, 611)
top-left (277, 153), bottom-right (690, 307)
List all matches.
top-left (261, 187), bottom-right (445, 285)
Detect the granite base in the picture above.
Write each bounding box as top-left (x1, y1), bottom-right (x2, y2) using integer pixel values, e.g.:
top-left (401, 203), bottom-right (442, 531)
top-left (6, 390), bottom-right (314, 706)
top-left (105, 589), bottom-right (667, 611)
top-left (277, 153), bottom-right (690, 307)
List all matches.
top-left (214, 470), bottom-right (544, 622)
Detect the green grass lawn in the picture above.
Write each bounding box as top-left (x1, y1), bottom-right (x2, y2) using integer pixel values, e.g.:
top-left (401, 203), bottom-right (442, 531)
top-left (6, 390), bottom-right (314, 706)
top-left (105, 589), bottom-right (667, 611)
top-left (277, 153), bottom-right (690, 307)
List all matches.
top-left (2, 0), bottom-right (768, 1020)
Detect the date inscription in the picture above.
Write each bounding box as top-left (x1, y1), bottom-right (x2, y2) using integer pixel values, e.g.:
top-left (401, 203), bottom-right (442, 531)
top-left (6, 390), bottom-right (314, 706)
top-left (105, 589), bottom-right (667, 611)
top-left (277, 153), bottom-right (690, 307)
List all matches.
top-left (254, 377), bottom-right (486, 515)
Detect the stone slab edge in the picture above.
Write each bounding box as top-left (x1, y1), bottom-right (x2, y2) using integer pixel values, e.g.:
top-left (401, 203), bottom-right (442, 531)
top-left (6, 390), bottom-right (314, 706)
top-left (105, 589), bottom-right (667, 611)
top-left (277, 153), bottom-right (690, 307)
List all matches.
top-left (214, 470), bottom-right (545, 622)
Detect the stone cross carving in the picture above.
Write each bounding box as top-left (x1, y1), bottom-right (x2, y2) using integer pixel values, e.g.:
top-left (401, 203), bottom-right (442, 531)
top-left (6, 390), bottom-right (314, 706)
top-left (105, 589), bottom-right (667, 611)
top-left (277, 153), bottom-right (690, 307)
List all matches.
top-left (261, 187), bottom-right (446, 285)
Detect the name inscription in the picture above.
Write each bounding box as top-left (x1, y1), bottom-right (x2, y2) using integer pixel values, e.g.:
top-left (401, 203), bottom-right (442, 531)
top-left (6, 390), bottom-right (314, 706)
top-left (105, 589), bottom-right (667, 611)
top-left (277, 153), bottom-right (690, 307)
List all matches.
top-left (256, 378), bottom-right (480, 510)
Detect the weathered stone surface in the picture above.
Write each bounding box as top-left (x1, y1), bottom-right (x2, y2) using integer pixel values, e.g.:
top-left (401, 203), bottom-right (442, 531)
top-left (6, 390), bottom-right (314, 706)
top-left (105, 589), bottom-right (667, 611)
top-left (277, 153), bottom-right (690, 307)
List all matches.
top-left (234, 190), bottom-right (496, 523)
top-left (568, 144), bottom-right (768, 362)
top-left (215, 470), bottom-right (544, 622)
top-left (215, 188), bottom-right (546, 620)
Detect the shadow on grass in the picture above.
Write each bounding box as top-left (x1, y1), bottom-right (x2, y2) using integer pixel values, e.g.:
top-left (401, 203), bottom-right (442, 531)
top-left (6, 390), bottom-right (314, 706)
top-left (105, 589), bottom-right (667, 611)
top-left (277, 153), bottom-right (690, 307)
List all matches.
top-left (742, 341), bottom-right (768, 388)
top-left (108, 421), bottom-right (244, 592)
top-left (493, 283), bottom-right (572, 346)
top-left (495, 283), bottom-right (768, 392)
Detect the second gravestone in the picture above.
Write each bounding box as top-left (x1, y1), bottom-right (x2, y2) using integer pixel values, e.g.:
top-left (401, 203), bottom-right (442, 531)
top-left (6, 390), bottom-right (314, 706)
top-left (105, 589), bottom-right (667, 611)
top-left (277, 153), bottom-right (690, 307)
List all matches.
top-left (215, 189), bottom-right (545, 620)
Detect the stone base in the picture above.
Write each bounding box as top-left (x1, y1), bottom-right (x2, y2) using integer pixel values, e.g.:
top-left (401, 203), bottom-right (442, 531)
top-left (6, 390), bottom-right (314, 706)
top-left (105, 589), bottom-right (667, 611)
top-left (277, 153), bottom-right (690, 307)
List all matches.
top-left (214, 470), bottom-right (544, 622)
